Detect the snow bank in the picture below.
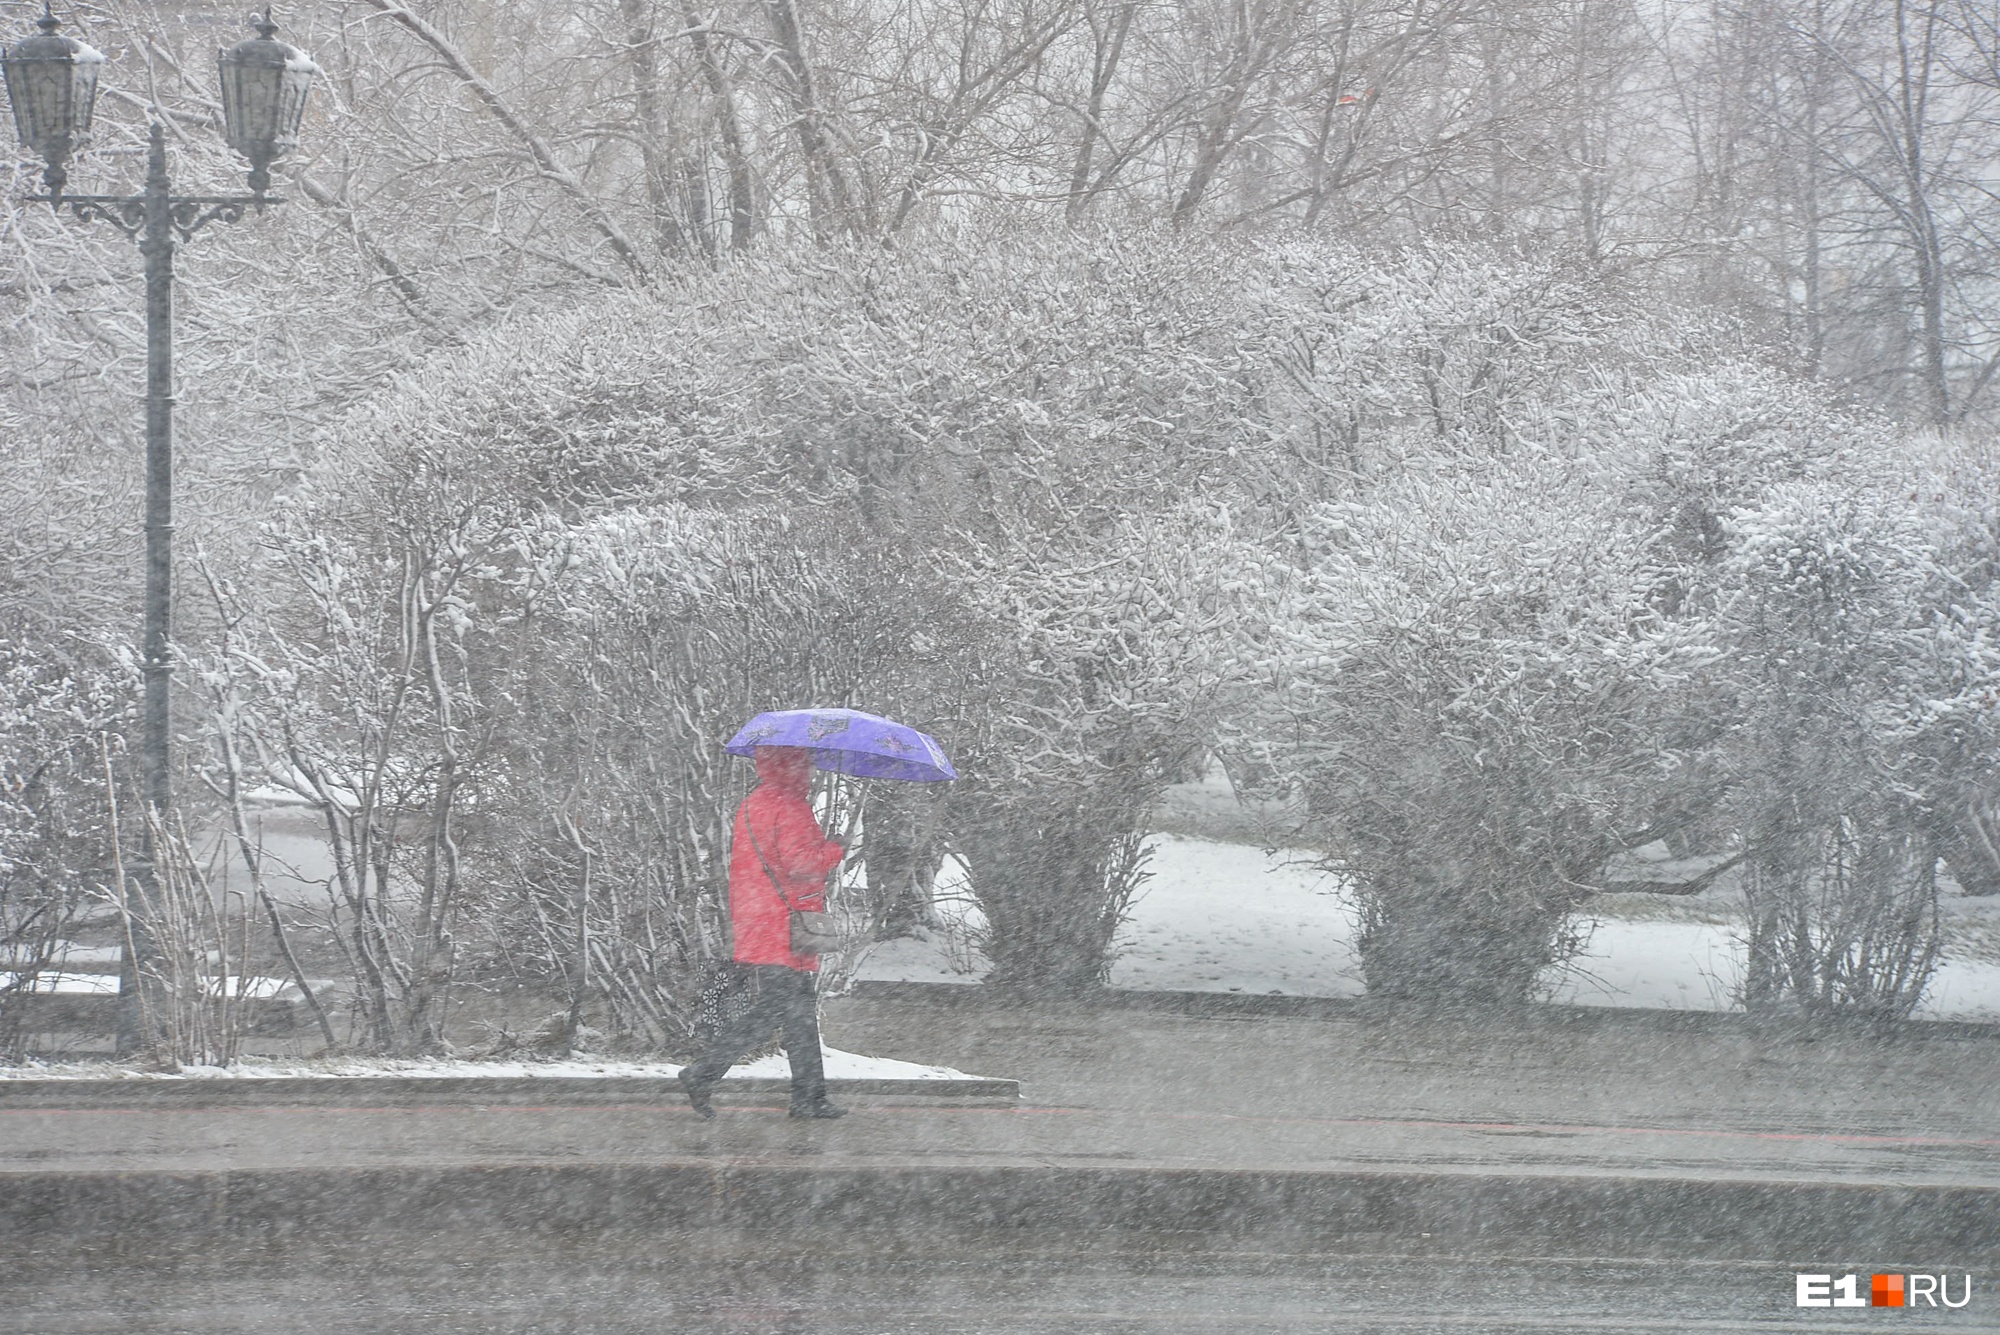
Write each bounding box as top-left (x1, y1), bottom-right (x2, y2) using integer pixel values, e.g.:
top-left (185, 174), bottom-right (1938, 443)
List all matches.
top-left (0, 1046), bottom-right (985, 1083)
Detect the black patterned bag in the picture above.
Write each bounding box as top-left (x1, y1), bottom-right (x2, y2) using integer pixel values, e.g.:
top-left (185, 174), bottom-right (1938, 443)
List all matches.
top-left (692, 961), bottom-right (760, 1047)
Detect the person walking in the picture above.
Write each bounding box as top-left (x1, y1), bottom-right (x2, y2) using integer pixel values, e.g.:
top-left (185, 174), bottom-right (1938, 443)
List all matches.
top-left (680, 745), bottom-right (849, 1120)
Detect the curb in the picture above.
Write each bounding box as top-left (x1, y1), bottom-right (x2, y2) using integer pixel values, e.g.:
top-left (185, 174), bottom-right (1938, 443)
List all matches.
top-left (846, 980), bottom-right (2000, 1041)
top-left (0, 1075), bottom-right (1020, 1108)
top-left (2, 1162), bottom-right (1993, 1255)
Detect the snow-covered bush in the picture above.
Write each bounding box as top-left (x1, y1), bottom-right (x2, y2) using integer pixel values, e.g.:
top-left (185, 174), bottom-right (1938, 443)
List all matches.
top-left (1895, 444), bottom-right (2000, 899)
top-left (1715, 452), bottom-right (2000, 1017)
top-left (0, 640), bottom-right (126, 1056)
top-left (946, 507), bottom-right (1237, 994)
top-left (1230, 251), bottom-right (1744, 1004)
top-left (256, 227), bottom-right (2000, 1025)
top-left (1240, 317), bottom-right (1994, 1016)
top-left (202, 474), bottom-right (556, 1055)
top-left (218, 332), bottom-right (980, 1050)
top-left (1222, 241), bottom-right (1990, 1011)
top-left (309, 229), bottom-right (1281, 536)
top-left (1242, 456), bottom-right (1717, 1006)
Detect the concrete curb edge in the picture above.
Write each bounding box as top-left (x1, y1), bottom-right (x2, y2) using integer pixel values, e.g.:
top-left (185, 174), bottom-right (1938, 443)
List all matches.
top-left (1, 1162), bottom-right (1991, 1254)
top-left (0, 1075), bottom-right (1021, 1107)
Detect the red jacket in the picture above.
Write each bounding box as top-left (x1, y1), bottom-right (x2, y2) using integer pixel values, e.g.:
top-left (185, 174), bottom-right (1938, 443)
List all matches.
top-left (729, 747), bottom-right (845, 971)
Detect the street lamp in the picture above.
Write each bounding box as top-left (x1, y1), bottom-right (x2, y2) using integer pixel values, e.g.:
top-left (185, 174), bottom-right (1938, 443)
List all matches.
top-left (3, 5), bottom-right (317, 1056)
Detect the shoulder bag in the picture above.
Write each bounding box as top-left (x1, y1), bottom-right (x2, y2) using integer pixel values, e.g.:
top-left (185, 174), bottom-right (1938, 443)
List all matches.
top-left (744, 816), bottom-right (842, 957)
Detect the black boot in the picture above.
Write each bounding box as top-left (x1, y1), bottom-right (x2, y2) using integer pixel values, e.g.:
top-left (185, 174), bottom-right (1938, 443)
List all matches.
top-left (789, 1098), bottom-right (848, 1120)
top-left (678, 1067), bottom-right (715, 1121)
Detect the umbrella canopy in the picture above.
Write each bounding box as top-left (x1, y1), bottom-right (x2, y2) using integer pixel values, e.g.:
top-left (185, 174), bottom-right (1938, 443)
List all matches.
top-left (726, 708), bottom-right (957, 782)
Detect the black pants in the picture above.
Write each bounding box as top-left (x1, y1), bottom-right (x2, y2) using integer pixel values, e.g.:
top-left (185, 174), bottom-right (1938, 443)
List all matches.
top-left (683, 965), bottom-right (827, 1105)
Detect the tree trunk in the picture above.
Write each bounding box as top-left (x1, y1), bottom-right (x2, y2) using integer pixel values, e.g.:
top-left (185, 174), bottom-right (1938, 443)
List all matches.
top-left (684, 3), bottom-right (759, 251)
top-left (765, 0), bottom-right (861, 238)
top-left (621, 0), bottom-right (694, 259)
top-left (1067, 1), bottom-right (1136, 223)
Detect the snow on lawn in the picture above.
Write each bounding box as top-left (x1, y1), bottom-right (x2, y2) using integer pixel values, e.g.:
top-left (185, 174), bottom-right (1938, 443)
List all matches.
top-left (727, 1048), bottom-right (978, 1081)
top-left (0, 972), bottom-right (301, 999)
top-left (1919, 958), bottom-right (2000, 1022)
top-left (1543, 920), bottom-right (1746, 1012)
top-left (1108, 836), bottom-right (1359, 996)
top-left (1545, 918), bottom-right (2000, 1021)
top-left (857, 836), bottom-right (1361, 996)
top-left (0, 1047), bottom-right (983, 1083)
top-left (854, 833), bottom-right (2000, 1022)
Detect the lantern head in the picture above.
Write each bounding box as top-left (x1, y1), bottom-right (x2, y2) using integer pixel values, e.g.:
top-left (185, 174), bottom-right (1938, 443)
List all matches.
top-left (218, 11), bottom-right (316, 196)
top-left (2, 6), bottom-right (106, 198)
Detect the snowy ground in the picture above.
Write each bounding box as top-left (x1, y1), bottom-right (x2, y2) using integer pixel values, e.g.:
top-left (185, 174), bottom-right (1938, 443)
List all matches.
top-left (0, 1047), bottom-right (981, 1083)
top-left (0, 969), bottom-right (300, 999)
top-left (855, 830), bottom-right (2000, 1023)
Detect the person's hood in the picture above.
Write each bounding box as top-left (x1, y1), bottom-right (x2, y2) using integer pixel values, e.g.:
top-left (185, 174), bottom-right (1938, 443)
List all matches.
top-left (754, 745), bottom-right (814, 796)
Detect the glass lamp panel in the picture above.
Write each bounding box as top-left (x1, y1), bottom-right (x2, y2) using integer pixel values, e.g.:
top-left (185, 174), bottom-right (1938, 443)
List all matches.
top-left (217, 26), bottom-right (316, 164)
top-left (271, 54), bottom-right (313, 149)
top-left (1, 18), bottom-right (104, 161)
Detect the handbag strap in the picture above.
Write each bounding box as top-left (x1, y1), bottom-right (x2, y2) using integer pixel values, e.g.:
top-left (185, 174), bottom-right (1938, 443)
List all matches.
top-left (742, 807), bottom-right (807, 915)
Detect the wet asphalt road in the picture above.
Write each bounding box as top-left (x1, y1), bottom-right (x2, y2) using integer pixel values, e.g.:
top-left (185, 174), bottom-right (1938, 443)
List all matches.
top-left (3, 1237), bottom-right (1995, 1334)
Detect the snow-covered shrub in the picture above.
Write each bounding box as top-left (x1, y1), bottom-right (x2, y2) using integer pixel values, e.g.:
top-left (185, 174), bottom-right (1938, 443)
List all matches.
top-left (219, 371), bottom-right (973, 1051)
top-left (1226, 243), bottom-right (1970, 1009)
top-left (1716, 455), bottom-right (2000, 1017)
top-left (0, 640), bottom-right (126, 1056)
top-left (1229, 251), bottom-right (1744, 1005)
top-left (1242, 457), bottom-right (1717, 1006)
top-left (1897, 443), bottom-right (2000, 899)
top-left (946, 507), bottom-right (1236, 994)
top-left (285, 227), bottom-right (1994, 1022)
top-left (1241, 311), bottom-right (1995, 1017)
top-left (309, 229), bottom-right (1282, 537)
top-left (204, 477), bottom-right (554, 1055)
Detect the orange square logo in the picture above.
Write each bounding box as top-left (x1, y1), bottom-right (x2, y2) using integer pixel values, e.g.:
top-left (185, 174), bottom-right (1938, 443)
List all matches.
top-left (1872, 1274), bottom-right (1905, 1307)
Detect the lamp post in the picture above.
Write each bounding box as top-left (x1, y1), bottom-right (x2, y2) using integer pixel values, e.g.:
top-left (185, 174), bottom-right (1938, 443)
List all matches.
top-left (4, 5), bottom-right (316, 1056)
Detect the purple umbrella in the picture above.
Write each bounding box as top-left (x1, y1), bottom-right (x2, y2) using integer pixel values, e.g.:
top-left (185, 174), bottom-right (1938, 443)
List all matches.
top-left (725, 708), bottom-right (957, 782)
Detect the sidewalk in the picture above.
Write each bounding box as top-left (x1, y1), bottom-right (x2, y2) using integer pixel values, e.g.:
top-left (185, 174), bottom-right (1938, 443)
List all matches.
top-left (2, 983), bottom-right (1995, 1257)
